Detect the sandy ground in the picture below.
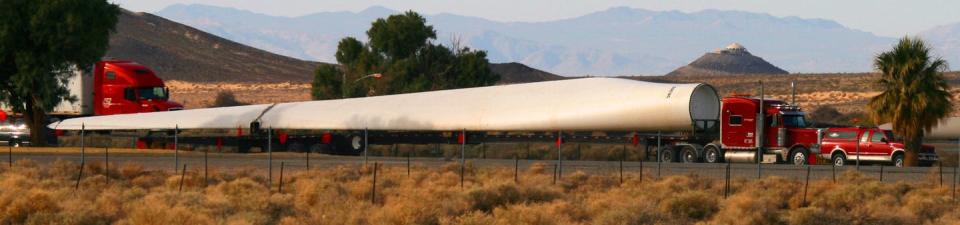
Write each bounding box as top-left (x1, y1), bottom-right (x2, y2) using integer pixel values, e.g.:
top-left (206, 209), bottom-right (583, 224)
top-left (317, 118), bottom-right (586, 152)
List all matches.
top-left (166, 80), bottom-right (312, 109)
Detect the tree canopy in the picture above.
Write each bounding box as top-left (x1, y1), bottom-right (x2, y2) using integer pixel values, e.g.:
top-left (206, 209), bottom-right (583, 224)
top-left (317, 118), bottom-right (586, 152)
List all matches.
top-left (312, 11), bottom-right (499, 100)
top-left (868, 36), bottom-right (952, 166)
top-left (0, 0), bottom-right (120, 145)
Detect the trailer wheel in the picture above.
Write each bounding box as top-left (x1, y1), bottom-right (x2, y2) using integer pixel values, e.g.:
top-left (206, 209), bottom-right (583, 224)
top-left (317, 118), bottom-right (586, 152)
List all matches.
top-left (659, 146), bottom-right (675, 163)
top-left (789, 148), bottom-right (808, 166)
top-left (349, 135), bottom-right (365, 153)
top-left (704, 145), bottom-right (722, 163)
top-left (831, 153), bottom-right (846, 167)
top-left (680, 146), bottom-right (699, 163)
top-left (331, 134), bottom-right (365, 155)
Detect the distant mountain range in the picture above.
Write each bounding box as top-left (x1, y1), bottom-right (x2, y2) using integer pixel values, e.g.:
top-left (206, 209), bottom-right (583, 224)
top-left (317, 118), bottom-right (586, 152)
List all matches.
top-left (153, 4), bottom-right (960, 76)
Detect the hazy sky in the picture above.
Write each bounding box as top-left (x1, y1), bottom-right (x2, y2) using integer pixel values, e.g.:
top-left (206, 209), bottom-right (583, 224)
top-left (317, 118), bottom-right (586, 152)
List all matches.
top-left (111, 0), bottom-right (960, 37)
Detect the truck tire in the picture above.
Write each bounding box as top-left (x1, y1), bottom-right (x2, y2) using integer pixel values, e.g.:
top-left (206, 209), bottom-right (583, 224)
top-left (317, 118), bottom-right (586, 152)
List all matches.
top-left (680, 146), bottom-right (699, 163)
top-left (332, 134), bottom-right (366, 155)
top-left (703, 145), bottom-right (722, 163)
top-left (659, 146), bottom-right (675, 163)
top-left (348, 134), bottom-right (365, 154)
top-left (831, 153), bottom-right (846, 167)
top-left (892, 153), bottom-right (904, 168)
top-left (789, 148), bottom-right (808, 166)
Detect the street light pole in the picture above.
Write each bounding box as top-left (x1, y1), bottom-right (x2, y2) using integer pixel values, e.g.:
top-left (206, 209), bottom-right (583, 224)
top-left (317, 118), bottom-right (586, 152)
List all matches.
top-left (343, 73), bottom-right (384, 98)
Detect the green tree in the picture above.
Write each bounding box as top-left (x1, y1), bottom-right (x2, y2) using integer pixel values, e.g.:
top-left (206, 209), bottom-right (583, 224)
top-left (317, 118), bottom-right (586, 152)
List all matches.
top-left (0, 0), bottom-right (120, 146)
top-left (868, 37), bottom-right (952, 166)
top-left (311, 64), bottom-right (343, 100)
top-left (367, 11), bottom-right (436, 59)
top-left (314, 11), bottom-right (499, 100)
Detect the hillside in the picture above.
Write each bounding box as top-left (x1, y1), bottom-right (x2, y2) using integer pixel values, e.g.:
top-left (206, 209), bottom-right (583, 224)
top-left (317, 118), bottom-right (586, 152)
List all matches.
top-left (106, 10), bottom-right (320, 83)
top-left (667, 43), bottom-right (789, 76)
top-left (490, 63), bottom-right (565, 83)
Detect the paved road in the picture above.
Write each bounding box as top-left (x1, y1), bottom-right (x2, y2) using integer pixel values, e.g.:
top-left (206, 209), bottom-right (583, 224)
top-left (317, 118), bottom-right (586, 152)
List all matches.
top-left (3, 150), bottom-right (951, 183)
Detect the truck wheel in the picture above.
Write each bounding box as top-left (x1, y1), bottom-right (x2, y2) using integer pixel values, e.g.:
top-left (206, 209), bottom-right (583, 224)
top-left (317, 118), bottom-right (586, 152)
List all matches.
top-left (704, 145), bottom-right (722, 163)
top-left (349, 135), bottom-right (365, 154)
top-left (892, 153), bottom-right (904, 168)
top-left (680, 146), bottom-right (699, 163)
top-left (789, 148), bottom-right (808, 166)
top-left (659, 147), bottom-right (675, 163)
top-left (832, 153), bottom-right (846, 167)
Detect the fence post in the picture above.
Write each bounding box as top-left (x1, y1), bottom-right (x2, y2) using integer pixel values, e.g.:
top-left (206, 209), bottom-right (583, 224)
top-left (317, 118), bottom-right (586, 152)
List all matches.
top-left (514, 155), bottom-right (519, 183)
top-left (174, 125), bottom-right (178, 173)
top-left (105, 144), bottom-right (109, 185)
top-left (619, 158), bottom-right (624, 184)
top-left (879, 165), bottom-right (884, 182)
top-left (639, 155), bottom-right (644, 184)
top-left (371, 162), bottom-right (378, 204)
top-left (75, 160), bottom-right (85, 190)
top-left (179, 164), bottom-right (186, 193)
top-left (656, 131), bottom-right (661, 179)
top-left (268, 128), bottom-right (273, 187)
top-left (460, 129), bottom-right (466, 189)
top-left (81, 124), bottom-right (85, 167)
top-left (406, 152), bottom-right (411, 177)
top-left (557, 130), bottom-right (562, 180)
top-left (552, 163), bottom-right (557, 185)
top-left (724, 162), bottom-right (730, 198)
top-left (204, 147), bottom-right (208, 187)
top-left (482, 143), bottom-right (486, 159)
top-left (832, 163), bottom-right (836, 183)
top-left (363, 128), bottom-right (369, 165)
top-left (278, 162), bottom-right (285, 193)
top-left (803, 166), bottom-right (810, 206)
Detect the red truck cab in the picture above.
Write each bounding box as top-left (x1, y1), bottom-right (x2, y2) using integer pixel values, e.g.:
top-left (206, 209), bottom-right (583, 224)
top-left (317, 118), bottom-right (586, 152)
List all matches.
top-left (719, 96), bottom-right (821, 165)
top-left (93, 60), bottom-right (183, 115)
top-left (820, 127), bottom-right (937, 167)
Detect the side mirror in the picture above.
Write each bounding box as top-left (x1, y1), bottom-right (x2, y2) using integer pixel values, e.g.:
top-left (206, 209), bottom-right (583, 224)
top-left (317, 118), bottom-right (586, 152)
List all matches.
top-left (881, 137), bottom-right (888, 143)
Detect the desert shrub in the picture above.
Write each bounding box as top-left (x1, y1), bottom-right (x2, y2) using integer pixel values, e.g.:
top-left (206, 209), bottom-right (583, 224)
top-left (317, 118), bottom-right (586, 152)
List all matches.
top-left (783, 207), bottom-right (850, 225)
top-left (660, 191), bottom-right (718, 220)
top-left (213, 91), bottom-right (248, 107)
top-left (592, 201), bottom-right (672, 225)
top-left (1, 160), bottom-right (959, 224)
top-left (467, 182), bottom-right (560, 212)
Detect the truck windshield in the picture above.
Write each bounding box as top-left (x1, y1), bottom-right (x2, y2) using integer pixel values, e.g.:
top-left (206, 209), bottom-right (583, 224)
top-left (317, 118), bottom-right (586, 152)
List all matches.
top-left (783, 115), bottom-right (807, 127)
top-left (136, 87), bottom-right (168, 100)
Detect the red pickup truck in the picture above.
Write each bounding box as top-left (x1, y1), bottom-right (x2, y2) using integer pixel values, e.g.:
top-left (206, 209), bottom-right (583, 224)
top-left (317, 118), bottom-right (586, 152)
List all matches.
top-left (819, 127), bottom-right (938, 167)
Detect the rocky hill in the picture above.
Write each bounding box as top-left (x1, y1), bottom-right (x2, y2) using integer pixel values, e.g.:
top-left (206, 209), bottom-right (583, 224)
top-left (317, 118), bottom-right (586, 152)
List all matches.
top-left (106, 9), bottom-right (320, 83)
top-left (667, 43), bottom-right (789, 76)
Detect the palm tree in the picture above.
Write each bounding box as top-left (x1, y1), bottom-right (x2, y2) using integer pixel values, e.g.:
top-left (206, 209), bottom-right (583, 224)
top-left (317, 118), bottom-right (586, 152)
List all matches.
top-left (869, 36), bottom-right (952, 166)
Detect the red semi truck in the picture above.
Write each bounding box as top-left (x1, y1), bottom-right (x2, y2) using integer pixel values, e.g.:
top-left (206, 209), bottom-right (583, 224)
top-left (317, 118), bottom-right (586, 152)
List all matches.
top-left (53, 60), bottom-right (184, 117)
top-left (1, 60), bottom-right (183, 145)
top-left (649, 95), bottom-right (821, 165)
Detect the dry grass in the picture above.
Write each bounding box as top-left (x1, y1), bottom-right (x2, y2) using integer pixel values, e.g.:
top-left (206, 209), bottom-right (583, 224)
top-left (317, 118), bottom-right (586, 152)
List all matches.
top-left (0, 159), bottom-right (958, 225)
